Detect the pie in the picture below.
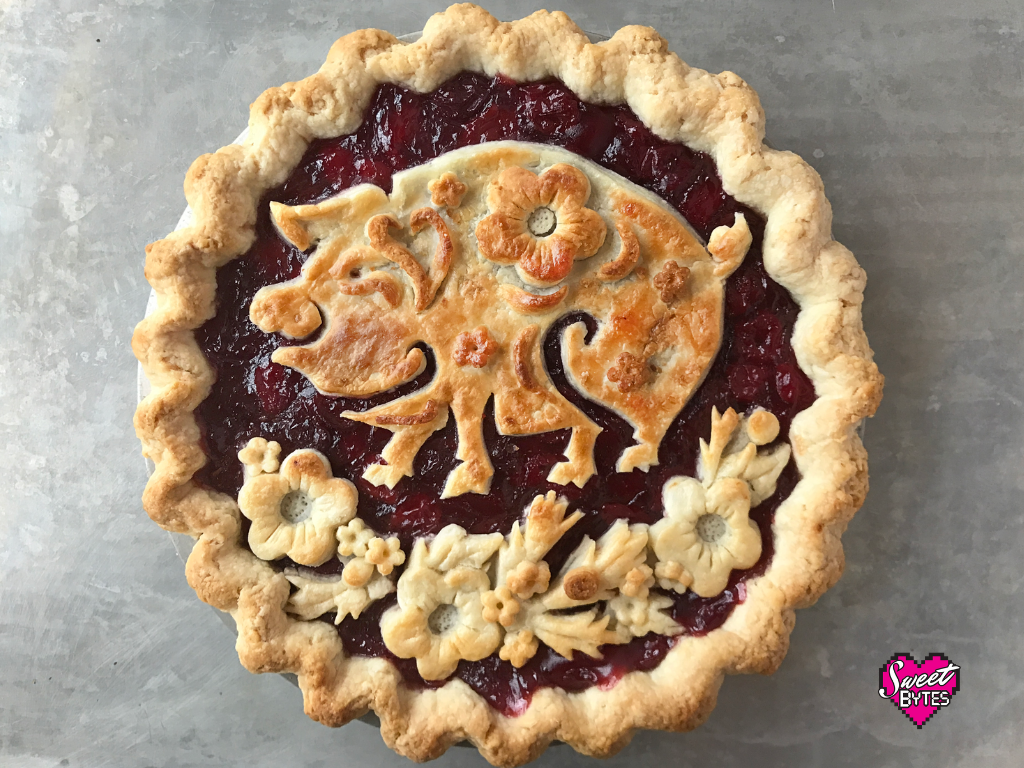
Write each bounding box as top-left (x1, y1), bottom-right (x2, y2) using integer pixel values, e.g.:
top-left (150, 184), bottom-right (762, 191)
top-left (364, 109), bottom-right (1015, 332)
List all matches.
top-left (133, 5), bottom-right (883, 765)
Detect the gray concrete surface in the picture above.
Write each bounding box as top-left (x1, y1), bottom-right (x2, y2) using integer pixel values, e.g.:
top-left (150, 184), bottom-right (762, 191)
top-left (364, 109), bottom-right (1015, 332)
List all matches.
top-left (2, 1), bottom-right (1022, 766)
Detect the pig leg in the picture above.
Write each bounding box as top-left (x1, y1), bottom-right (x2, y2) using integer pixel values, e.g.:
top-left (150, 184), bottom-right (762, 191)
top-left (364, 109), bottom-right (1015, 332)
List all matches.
top-left (441, 387), bottom-right (493, 498)
top-left (344, 393), bottom-right (448, 489)
top-left (546, 415), bottom-right (600, 487)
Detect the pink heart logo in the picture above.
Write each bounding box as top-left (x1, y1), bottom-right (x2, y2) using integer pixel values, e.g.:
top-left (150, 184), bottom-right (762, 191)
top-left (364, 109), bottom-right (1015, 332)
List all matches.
top-left (878, 653), bottom-right (960, 728)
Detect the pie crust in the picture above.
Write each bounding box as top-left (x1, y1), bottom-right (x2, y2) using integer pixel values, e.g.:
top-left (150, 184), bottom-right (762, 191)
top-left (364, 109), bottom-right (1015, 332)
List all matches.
top-left (133, 5), bottom-right (883, 764)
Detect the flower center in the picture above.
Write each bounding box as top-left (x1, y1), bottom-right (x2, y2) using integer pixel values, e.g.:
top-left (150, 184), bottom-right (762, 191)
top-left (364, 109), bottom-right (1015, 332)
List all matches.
top-left (696, 513), bottom-right (727, 543)
top-left (428, 604), bottom-right (459, 635)
top-left (280, 490), bottom-right (314, 523)
top-left (526, 206), bottom-right (557, 237)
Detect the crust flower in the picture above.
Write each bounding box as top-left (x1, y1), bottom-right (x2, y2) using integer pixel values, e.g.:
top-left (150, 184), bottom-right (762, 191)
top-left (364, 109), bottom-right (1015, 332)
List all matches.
top-left (452, 326), bottom-right (498, 368)
top-left (499, 629), bottom-right (539, 668)
top-left (505, 560), bottom-right (550, 599)
top-left (381, 566), bottom-right (501, 680)
top-left (366, 536), bottom-right (406, 575)
top-left (428, 171), bottom-right (467, 210)
top-left (380, 525), bottom-right (504, 680)
top-left (607, 352), bottom-right (649, 393)
top-left (475, 163), bottom-right (607, 287)
top-left (607, 593), bottom-right (679, 640)
top-left (649, 476), bottom-right (761, 597)
top-left (653, 261), bottom-right (690, 304)
top-left (237, 444), bottom-right (357, 566)
top-left (337, 518), bottom-right (375, 557)
top-left (238, 437), bottom-right (281, 475)
top-left (481, 586), bottom-right (521, 627)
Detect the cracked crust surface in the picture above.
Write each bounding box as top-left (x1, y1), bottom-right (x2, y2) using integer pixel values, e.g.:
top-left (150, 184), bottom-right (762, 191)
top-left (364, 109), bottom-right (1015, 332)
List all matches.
top-left (132, 4), bottom-right (883, 765)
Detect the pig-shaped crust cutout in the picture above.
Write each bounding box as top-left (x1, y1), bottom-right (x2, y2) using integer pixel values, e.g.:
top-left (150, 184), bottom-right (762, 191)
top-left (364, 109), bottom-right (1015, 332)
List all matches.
top-left (250, 143), bottom-right (749, 498)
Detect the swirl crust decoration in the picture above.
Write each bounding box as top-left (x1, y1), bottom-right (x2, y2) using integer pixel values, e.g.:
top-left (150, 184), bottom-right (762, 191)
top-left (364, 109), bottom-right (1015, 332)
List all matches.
top-left (251, 143), bottom-right (749, 500)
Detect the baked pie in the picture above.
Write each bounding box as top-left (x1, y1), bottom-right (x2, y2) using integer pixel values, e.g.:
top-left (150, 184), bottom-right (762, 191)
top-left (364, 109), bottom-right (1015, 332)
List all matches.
top-left (133, 5), bottom-right (883, 764)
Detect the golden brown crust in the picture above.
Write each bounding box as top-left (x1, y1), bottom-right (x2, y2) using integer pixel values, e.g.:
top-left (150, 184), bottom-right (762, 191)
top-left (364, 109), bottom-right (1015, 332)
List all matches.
top-left (597, 219), bottom-right (641, 281)
top-left (510, 325), bottom-right (542, 392)
top-left (498, 283), bottom-right (568, 314)
top-left (133, 5), bottom-right (883, 765)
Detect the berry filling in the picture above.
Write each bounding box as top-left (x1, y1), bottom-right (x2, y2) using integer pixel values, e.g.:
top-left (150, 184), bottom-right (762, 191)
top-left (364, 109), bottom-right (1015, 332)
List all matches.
top-left (191, 73), bottom-right (815, 716)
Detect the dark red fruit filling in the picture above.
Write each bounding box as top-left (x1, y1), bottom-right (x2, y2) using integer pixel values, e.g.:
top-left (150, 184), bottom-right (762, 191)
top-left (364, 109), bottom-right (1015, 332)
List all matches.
top-left (191, 73), bottom-right (816, 716)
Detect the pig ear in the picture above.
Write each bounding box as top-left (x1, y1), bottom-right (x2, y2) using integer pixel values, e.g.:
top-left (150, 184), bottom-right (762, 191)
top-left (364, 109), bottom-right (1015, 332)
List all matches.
top-left (270, 187), bottom-right (390, 251)
top-left (270, 201), bottom-right (315, 250)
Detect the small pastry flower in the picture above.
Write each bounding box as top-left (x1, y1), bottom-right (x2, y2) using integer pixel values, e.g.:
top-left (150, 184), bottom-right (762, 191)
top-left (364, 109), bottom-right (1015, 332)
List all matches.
top-left (653, 261), bottom-right (690, 304)
top-left (607, 593), bottom-right (679, 639)
top-left (452, 326), bottom-right (498, 368)
top-left (607, 352), bottom-right (649, 393)
top-left (475, 163), bottom-right (607, 287)
top-left (499, 629), bottom-right (539, 668)
top-left (505, 560), bottom-right (550, 599)
top-left (481, 586), bottom-right (521, 627)
top-left (237, 447), bottom-right (357, 566)
top-left (239, 437), bottom-right (281, 475)
top-left (428, 171), bottom-right (467, 210)
top-left (366, 536), bottom-right (406, 575)
top-left (649, 475), bottom-right (761, 597)
top-left (337, 518), bottom-right (375, 557)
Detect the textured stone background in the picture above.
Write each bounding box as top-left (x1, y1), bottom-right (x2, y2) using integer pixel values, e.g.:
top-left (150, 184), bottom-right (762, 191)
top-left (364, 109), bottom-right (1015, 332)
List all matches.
top-left (1, 1), bottom-right (1022, 766)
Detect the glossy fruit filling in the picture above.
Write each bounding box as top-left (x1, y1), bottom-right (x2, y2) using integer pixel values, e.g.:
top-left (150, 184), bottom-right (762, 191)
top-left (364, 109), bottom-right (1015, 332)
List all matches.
top-left (192, 73), bottom-right (816, 716)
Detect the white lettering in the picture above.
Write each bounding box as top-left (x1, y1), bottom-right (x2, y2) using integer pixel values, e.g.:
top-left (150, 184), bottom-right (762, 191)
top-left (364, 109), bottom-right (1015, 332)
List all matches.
top-left (935, 662), bottom-right (959, 686)
top-left (879, 659), bottom-right (904, 699)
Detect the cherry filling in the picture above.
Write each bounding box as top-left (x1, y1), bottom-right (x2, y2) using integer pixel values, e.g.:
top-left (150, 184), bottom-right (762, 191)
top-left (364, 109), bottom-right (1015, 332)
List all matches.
top-left (191, 74), bottom-right (816, 716)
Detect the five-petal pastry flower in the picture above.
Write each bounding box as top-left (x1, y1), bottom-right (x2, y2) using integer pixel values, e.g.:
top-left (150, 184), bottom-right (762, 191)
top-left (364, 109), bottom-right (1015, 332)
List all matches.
top-left (481, 585), bottom-right (521, 627)
top-left (649, 475), bottom-right (761, 597)
top-left (237, 441), bottom-right (357, 566)
top-left (452, 326), bottom-right (498, 368)
top-left (366, 535), bottom-right (406, 575)
top-left (238, 437), bottom-right (281, 475)
top-left (336, 518), bottom-right (375, 558)
top-left (475, 163), bottom-right (606, 287)
top-left (381, 526), bottom-right (504, 680)
top-left (499, 629), bottom-right (539, 668)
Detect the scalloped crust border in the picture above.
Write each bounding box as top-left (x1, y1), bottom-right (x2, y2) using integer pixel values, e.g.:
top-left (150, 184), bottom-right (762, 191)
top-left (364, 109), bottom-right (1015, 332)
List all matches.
top-left (132, 5), bottom-right (883, 765)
